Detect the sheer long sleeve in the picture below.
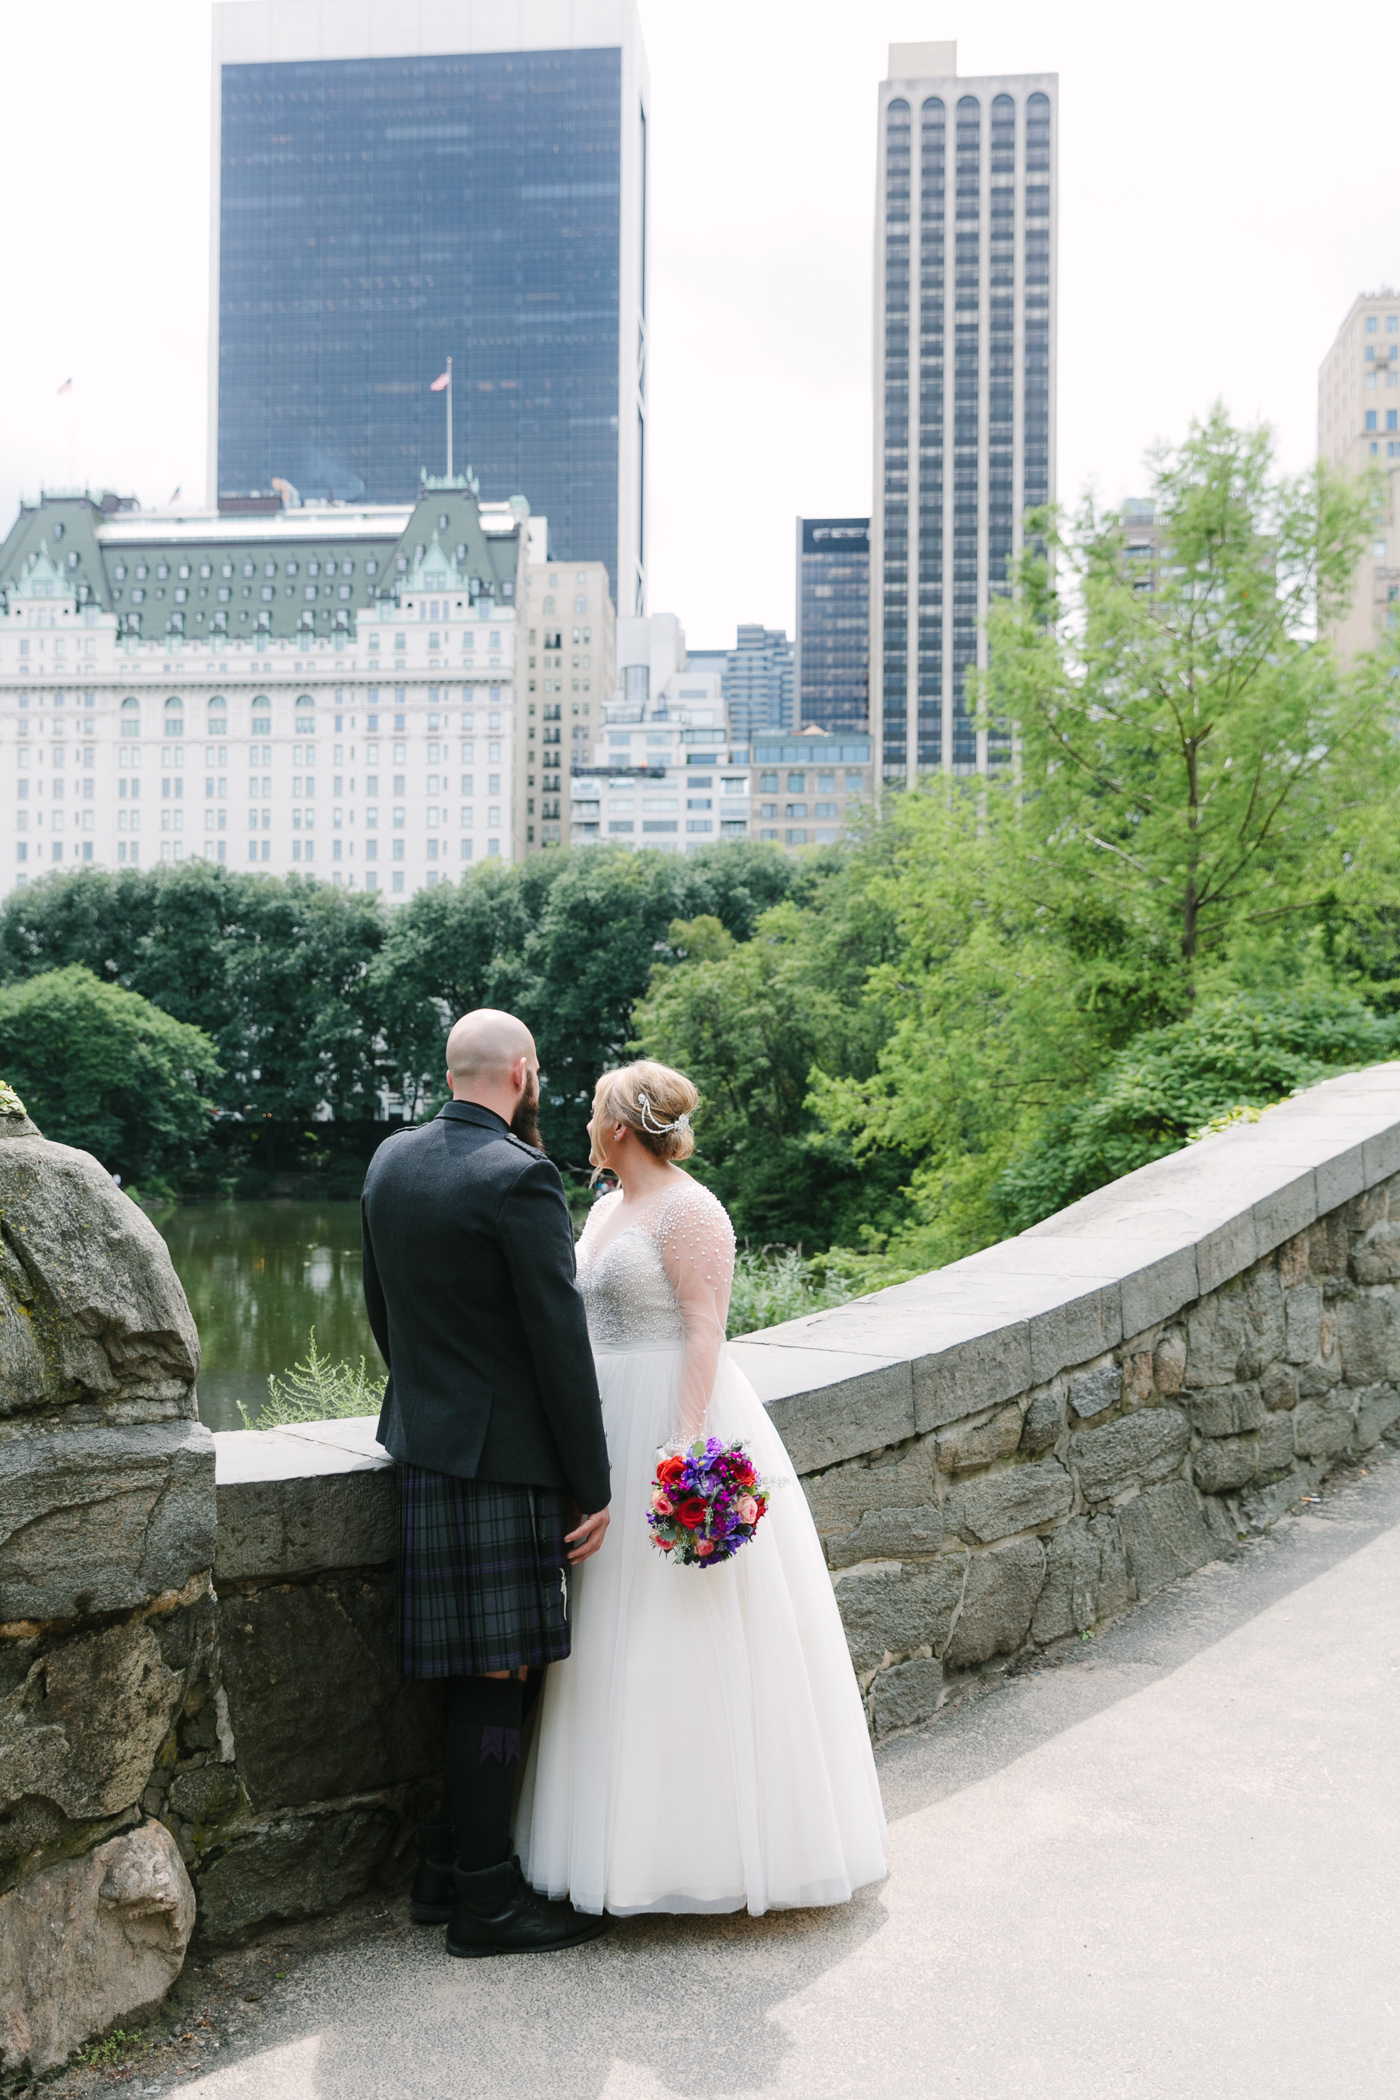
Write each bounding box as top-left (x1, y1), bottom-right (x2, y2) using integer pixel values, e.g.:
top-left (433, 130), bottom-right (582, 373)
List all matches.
top-left (652, 1182), bottom-right (736, 1444)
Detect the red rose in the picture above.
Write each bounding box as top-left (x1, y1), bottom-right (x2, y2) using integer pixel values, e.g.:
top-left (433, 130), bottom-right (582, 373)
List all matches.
top-left (657, 1457), bottom-right (687, 1489)
top-left (675, 1496), bottom-right (709, 1531)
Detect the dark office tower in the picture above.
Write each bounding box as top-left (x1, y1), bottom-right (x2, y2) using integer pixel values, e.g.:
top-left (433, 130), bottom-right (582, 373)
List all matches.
top-left (795, 518), bottom-right (870, 734)
top-left (210, 2), bottom-right (650, 611)
top-left (723, 626), bottom-right (796, 743)
top-left (872, 44), bottom-right (1056, 783)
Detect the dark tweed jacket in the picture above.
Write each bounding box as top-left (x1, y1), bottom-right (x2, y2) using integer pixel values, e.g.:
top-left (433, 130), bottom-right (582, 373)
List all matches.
top-left (362, 1100), bottom-right (610, 1513)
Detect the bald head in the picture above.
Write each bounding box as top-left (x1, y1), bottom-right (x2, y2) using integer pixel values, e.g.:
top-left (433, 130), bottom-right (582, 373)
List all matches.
top-left (445, 1008), bottom-right (537, 1112)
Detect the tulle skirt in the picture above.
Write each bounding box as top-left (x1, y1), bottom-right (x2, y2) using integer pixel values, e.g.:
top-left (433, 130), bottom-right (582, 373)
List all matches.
top-left (515, 1341), bottom-right (889, 1916)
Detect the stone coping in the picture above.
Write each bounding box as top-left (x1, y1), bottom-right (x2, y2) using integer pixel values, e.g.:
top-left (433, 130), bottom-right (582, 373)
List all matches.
top-left (210, 1064), bottom-right (1400, 1565)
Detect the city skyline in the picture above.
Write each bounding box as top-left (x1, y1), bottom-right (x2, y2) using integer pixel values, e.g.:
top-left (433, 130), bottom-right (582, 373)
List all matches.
top-left (3, 2), bottom-right (1400, 646)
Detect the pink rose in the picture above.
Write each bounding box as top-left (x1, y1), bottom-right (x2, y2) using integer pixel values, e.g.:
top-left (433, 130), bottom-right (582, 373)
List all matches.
top-left (651, 1491), bottom-right (674, 1515)
top-left (737, 1496), bottom-right (758, 1525)
top-left (696, 1538), bottom-right (715, 1557)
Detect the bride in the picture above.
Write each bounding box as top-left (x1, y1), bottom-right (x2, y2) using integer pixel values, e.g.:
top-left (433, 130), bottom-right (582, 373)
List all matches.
top-left (516, 1059), bottom-right (887, 1916)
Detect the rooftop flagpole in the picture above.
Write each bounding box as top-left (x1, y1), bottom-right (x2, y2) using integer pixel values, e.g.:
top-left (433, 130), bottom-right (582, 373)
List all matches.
top-left (446, 356), bottom-right (453, 480)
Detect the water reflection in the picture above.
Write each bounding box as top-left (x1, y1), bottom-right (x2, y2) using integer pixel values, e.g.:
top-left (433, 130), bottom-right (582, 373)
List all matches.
top-left (150, 1200), bottom-right (383, 1433)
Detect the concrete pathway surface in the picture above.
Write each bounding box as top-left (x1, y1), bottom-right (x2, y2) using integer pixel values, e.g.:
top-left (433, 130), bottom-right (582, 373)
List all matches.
top-left (175, 1456), bottom-right (1400, 2100)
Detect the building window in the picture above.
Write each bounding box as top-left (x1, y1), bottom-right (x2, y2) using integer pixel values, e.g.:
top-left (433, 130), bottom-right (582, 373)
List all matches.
top-left (785, 829), bottom-right (808, 845)
top-left (1366, 410), bottom-right (1378, 431)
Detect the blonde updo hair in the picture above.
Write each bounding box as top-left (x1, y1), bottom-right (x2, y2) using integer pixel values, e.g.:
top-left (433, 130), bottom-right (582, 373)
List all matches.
top-left (589, 1059), bottom-right (699, 1175)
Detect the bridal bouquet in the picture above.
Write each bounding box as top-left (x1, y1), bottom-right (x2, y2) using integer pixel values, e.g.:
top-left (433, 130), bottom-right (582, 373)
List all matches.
top-left (647, 1439), bottom-right (770, 1568)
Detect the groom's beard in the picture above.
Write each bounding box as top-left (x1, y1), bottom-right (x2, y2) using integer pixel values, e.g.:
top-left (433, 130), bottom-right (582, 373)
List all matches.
top-left (510, 1074), bottom-right (544, 1151)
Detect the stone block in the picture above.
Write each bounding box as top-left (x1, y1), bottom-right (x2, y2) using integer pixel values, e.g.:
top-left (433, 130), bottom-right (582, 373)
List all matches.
top-left (217, 1576), bottom-right (445, 1809)
top-left (1333, 1293), bottom-right (1400, 1387)
top-left (1307, 1212), bottom-right (1350, 1278)
top-left (1069, 1406), bottom-right (1190, 1503)
top-left (1261, 1362), bottom-right (1299, 1410)
top-left (1187, 1383), bottom-right (1265, 1438)
top-left (1068, 1361), bottom-right (1121, 1420)
top-left (0, 1419), bottom-right (215, 1622)
top-left (803, 1440), bottom-right (937, 1538)
top-left (0, 1125), bottom-right (199, 1418)
top-left (1238, 1459), bottom-right (1326, 1531)
top-left (944, 1460), bottom-right (1073, 1544)
top-left (165, 1764), bottom-right (239, 1828)
top-left (1292, 1393), bottom-right (1356, 1459)
top-left (1256, 1411), bottom-right (1295, 1474)
top-left (827, 1506), bottom-right (943, 1570)
top-left (1117, 1481), bottom-right (1217, 1598)
top-left (1118, 1246), bottom-right (1200, 1338)
top-left (1351, 1220), bottom-right (1400, 1285)
top-left (1031, 1517), bottom-right (1101, 1642)
top-left (1354, 1383), bottom-right (1400, 1450)
top-left (0, 1821), bottom-right (194, 2076)
top-left (936, 1404), bottom-right (1022, 1473)
top-left (943, 1538), bottom-right (1046, 1667)
top-left (0, 1620), bottom-right (189, 1821)
top-left (1193, 1435), bottom-right (1259, 1495)
top-left (831, 1556), bottom-right (967, 1675)
top-left (914, 1321), bottom-right (1035, 1432)
top-left (214, 1461), bottom-right (396, 1581)
top-left (1153, 1329), bottom-right (1187, 1395)
top-left (868, 1656), bottom-right (943, 1737)
top-left (1285, 1285), bottom-right (1322, 1364)
top-left (1020, 1384), bottom-right (1067, 1455)
top-left (193, 1801), bottom-right (414, 1947)
top-left (735, 1343), bottom-right (916, 1474)
top-left (1089, 1514), bottom-right (1130, 1620)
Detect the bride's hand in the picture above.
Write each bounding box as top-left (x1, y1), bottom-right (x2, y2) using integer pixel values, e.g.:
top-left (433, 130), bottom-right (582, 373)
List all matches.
top-left (566, 1507), bottom-right (610, 1563)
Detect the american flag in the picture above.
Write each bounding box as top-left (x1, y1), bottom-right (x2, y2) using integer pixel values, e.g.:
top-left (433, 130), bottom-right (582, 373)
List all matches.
top-left (430, 370), bottom-right (451, 391)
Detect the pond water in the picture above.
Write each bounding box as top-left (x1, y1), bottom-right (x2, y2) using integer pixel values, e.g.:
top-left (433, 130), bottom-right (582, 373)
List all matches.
top-left (151, 1200), bottom-right (382, 1433)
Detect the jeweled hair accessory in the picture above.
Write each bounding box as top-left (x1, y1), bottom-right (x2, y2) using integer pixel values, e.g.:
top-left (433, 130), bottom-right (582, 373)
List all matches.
top-left (637, 1090), bottom-right (692, 1137)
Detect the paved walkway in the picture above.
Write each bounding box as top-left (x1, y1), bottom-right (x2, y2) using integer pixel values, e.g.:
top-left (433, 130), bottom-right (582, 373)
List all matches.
top-left (179, 1454), bottom-right (1400, 2100)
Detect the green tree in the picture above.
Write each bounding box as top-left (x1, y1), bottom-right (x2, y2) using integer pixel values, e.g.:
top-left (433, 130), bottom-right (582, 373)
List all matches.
top-left (993, 991), bottom-right (1400, 1230)
top-left (0, 965), bottom-right (220, 1181)
top-left (987, 406), bottom-right (1394, 990)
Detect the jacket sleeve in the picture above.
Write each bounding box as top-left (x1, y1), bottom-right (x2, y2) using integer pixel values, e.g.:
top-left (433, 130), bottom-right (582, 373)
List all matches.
top-left (361, 1191), bottom-right (391, 1368)
top-left (496, 1156), bottom-right (612, 1513)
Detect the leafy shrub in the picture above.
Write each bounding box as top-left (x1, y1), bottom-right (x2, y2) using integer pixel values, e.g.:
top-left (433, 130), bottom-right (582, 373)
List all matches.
top-left (240, 1329), bottom-right (380, 1428)
top-left (727, 1246), bottom-right (858, 1338)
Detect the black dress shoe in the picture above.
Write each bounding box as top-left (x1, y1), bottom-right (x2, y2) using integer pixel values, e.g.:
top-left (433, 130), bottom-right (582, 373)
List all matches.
top-left (410, 1819), bottom-right (457, 1924)
top-left (445, 1857), bottom-right (608, 1959)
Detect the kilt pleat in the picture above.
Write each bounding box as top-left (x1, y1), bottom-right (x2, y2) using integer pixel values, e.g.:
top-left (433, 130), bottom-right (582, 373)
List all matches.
top-left (395, 1464), bottom-right (572, 1678)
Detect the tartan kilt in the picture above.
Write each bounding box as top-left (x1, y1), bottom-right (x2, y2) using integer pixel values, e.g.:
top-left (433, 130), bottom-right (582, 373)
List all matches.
top-left (395, 1463), bottom-right (573, 1678)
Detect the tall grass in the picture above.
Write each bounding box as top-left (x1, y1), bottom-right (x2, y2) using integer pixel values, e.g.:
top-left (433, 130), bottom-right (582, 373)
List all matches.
top-left (726, 1247), bottom-right (858, 1338)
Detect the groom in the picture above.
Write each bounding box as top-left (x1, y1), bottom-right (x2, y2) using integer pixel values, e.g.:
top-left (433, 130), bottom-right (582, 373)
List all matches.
top-left (361, 1007), bottom-right (611, 1957)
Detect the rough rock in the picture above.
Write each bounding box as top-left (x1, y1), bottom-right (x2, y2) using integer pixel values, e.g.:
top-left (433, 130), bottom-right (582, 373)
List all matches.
top-left (1069, 1406), bottom-right (1190, 1503)
top-left (0, 1123), bottom-right (199, 1417)
top-left (1261, 1361), bottom-right (1299, 1411)
top-left (1117, 1481), bottom-right (1216, 1598)
top-left (827, 1504), bottom-right (943, 1569)
top-left (1291, 1393), bottom-right (1356, 1459)
top-left (1187, 1382), bottom-right (1266, 1439)
top-left (936, 1404), bottom-right (1022, 1473)
top-left (944, 1460), bottom-right (1073, 1544)
top-left (1152, 1329), bottom-right (1187, 1395)
top-left (1185, 1269), bottom-right (1284, 1388)
top-left (0, 1621), bottom-right (187, 1821)
top-left (1067, 1361), bottom-right (1120, 1420)
top-left (831, 1555), bottom-right (967, 1675)
top-left (1089, 1513), bottom-right (1130, 1620)
top-left (1332, 1295), bottom-right (1399, 1388)
top-left (214, 1468), bottom-right (396, 1582)
top-left (803, 1440), bottom-right (937, 1540)
top-left (1284, 1284), bottom-right (1322, 1364)
top-left (1354, 1383), bottom-right (1400, 1450)
top-left (943, 1538), bottom-right (1046, 1667)
top-left (868, 1656), bottom-right (943, 1736)
top-left (0, 1418), bottom-right (215, 1621)
top-left (194, 1802), bottom-right (416, 1946)
top-left (1350, 1219), bottom-right (1400, 1285)
top-left (1020, 1384), bottom-right (1067, 1455)
top-left (1193, 1434), bottom-right (1260, 1495)
top-left (217, 1577), bottom-right (445, 1809)
top-left (0, 1821), bottom-right (194, 2076)
top-left (1238, 1459), bottom-right (1326, 1530)
top-left (1031, 1517), bottom-right (1101, 1642)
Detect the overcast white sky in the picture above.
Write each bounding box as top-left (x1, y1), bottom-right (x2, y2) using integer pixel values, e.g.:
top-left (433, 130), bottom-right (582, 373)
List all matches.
top-left (2, 0), bottom-right (1399, 645)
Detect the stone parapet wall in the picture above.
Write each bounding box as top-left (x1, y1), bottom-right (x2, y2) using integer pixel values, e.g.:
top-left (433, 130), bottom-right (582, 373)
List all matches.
top-left (0, 1094), bottom-right (210, 2075)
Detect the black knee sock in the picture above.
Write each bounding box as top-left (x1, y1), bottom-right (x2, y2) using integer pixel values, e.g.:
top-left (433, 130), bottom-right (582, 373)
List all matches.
top-left (445, 1676), bottom-right (525, 1872)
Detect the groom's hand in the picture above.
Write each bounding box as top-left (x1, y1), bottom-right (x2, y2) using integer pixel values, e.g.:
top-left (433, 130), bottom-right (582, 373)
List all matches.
top-left (565, 1507), bottom-right (610, 1563)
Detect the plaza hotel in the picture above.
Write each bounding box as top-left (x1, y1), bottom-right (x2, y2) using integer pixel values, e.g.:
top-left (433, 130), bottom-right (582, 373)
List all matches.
top-left (0, 480), bottom-right (616, 898)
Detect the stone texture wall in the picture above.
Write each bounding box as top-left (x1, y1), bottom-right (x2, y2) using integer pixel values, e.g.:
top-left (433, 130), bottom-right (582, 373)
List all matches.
top-left (0, 1091), bottom-right (209, 2075)
top-left (812, 1189), bottom-right (1400, 1736)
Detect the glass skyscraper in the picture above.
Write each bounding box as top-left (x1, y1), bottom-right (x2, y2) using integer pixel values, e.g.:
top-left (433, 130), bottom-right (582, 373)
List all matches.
top-left (210, 2), bottom-right (649, 610)
top-left (872, 43), bottom-right (1056, 782)
top-left (722, 626), bottom-right (796, 743)
top-left (795, 517), bottom-right (870, 733)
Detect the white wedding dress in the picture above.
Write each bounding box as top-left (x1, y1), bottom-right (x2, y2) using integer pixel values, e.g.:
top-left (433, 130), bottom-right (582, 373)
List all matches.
top-left (515, 1172), bottom-right (888, 1916)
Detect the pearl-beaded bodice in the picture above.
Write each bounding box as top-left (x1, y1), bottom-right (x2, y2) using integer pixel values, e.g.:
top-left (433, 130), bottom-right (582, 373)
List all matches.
top-left (576, 1179), bottom-right (735, 1352)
